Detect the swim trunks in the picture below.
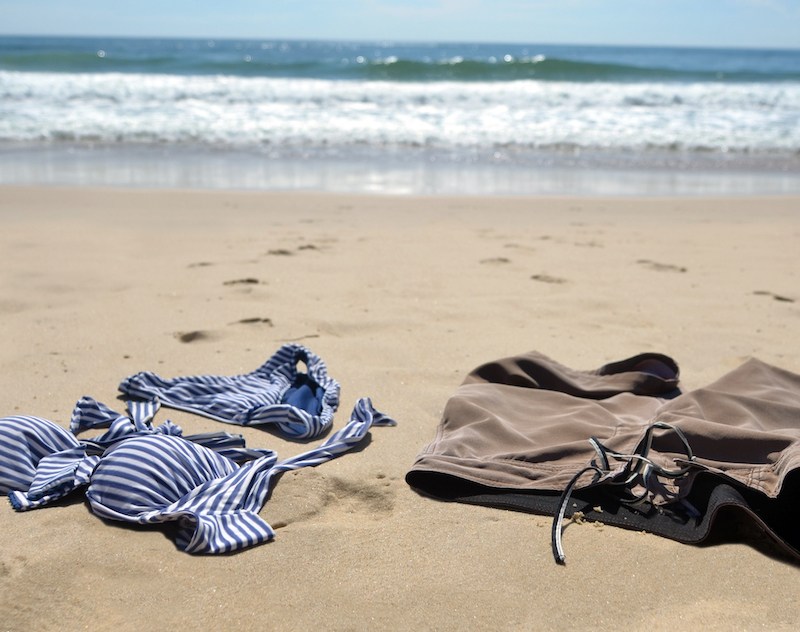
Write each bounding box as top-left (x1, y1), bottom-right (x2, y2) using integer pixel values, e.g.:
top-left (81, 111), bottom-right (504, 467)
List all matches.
top-left (407, 351), bottom-right (800, 562)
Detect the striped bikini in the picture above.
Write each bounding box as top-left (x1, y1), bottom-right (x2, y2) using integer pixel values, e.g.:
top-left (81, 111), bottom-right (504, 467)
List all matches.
top-left (118, 343), bottom-right (339, 440)
top-left (1, 344), bottom-right (395, 553)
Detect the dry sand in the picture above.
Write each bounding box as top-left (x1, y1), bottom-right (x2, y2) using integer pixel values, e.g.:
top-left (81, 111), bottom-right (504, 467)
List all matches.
top-left (1, 185), bottom-right (798, 630)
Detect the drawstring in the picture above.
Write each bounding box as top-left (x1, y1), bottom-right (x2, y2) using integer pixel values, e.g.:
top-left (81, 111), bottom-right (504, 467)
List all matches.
top-left (551, 465), bottom-right (604, 564)
top-left (552, 422), bottom-right (697, 564)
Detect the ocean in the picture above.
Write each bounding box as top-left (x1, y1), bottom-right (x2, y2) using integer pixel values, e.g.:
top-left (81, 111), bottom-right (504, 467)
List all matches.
top-left (1, 35), bottom-right (799, 194)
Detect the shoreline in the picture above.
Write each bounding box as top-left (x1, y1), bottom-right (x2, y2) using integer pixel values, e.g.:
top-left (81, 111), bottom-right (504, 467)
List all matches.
top-left (2, 143), bottom-right (799, 196)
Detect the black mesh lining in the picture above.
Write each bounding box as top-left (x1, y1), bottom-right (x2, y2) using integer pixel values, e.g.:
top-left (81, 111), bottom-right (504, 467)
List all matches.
top-left (406, 469), bottom-right (800, 562)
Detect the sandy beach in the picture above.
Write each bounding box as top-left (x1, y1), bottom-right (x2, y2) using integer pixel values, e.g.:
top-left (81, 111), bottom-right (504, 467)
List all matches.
top-left (1, 185), bottom-right (799, 630)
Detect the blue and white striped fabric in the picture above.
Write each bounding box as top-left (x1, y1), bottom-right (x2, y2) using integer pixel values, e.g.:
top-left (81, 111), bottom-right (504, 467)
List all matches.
top-left (0, 414), bottom-right (96, 510)
top-left (71, 396), bottom-right (182, 454)
top-left (118, 344), bottom-right (340, 440)
top-left (0, 414), bottom-right (79, 492)
top-left (71, 396), bottom-right (160, 433)
top-left (2, 397), bottom-right (271, 510)
top-left (85, 398), bottom-right (396, 554)
top-left (3, 395), bottom-right (395, 552)
top-left (70, 396), bottom-right (272, 463)
top-left (4, 343), bottom-right (396, 553)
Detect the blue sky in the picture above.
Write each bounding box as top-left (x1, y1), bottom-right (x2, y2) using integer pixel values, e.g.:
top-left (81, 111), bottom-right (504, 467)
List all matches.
top-left (1, 0), bottom-right (799, 48)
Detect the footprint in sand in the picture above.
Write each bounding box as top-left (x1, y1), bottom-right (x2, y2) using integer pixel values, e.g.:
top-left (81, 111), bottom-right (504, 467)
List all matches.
top-left (753, 290), bottom-right (795, 303)
top-left (268, 471), bottom-right (396, 529)
top-left (637, 259), bottom-right (687, 273)
top-left (531, 273), bottom-right (567, 284)
top-left (231, 317), bottom-right (274, 326)
top-left (0, 299), bottom-right (28, 314)
top-left (0, 555), bottom-right (28, 578)
top-left (480, 257), bottom-right (511, 265)
top-left (223, 278), bottom-right (261, 286)
top-left (174, 330), bottom-right (214, 343)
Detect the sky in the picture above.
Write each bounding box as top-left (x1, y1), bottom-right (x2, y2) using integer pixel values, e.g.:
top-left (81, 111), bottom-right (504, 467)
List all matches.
top-left (1, 0), bottom-right (799, 49)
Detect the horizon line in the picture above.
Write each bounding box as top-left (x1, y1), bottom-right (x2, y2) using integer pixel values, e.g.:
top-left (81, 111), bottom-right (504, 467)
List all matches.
top-left (1, 32), bottom-right (799, 53)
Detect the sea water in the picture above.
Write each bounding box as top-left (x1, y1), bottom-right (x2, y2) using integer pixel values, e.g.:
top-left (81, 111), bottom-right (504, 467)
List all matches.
top-left (1, 36), bottom-right (799, 194)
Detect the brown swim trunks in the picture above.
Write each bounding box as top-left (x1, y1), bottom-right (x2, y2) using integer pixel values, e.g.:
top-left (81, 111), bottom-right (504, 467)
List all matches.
top-left (407, 351), bottom-right (800, 562)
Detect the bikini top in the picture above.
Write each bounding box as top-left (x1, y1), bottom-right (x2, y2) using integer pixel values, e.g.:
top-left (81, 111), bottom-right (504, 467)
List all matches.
top-left (0, 396), bottom-right (273, 511)
top-left (2, 396), bottom-right (393, 553)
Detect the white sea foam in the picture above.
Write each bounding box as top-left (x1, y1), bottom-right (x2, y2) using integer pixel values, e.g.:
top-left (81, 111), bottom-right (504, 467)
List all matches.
top-left (1, 70), bottom-right (799, 157)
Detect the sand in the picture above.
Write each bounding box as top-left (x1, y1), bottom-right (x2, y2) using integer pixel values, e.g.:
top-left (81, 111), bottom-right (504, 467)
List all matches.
top-left (1, 185), bottom-right (798, 631)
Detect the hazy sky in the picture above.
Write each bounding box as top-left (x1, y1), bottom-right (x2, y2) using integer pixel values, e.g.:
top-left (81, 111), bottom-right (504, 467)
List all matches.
top-left (1, 0), bottom-right (799, 48)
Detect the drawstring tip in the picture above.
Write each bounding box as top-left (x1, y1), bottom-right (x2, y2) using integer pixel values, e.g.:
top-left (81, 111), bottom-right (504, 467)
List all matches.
top-left (550, 465), bottom-right (602, 565)
top-left (551, 518), bottom-right (567, 565)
